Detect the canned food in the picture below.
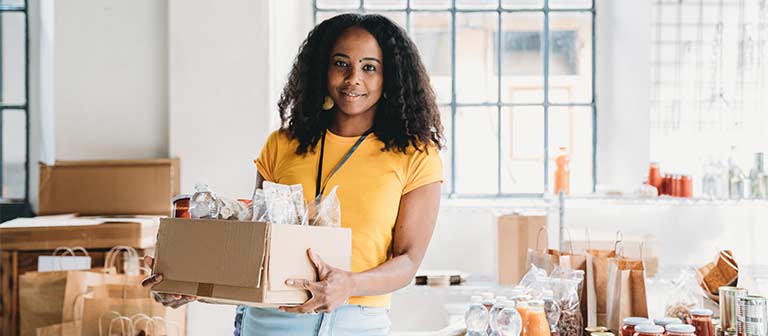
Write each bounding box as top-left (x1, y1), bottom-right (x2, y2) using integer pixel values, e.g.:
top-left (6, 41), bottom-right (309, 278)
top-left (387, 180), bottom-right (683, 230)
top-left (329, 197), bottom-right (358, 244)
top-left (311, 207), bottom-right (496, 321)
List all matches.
top-left (720, 287), bottom-right (748, 335)
top-left (738, 296), bottom-right (767, 336)
top-left (172, 194), bottom-right (191, 218)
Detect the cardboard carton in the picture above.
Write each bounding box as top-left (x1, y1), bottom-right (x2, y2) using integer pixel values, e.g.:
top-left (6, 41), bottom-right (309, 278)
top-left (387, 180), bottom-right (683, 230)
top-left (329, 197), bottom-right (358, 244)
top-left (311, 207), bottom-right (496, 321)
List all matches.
top-left (151, 218), bottom-right (352, 307)
top-left (497, 213), bottom-right (548, 285)
top-left (0, 216), bottom-right (159, 250)
top-left (38, 159), bottom-right (180, 216)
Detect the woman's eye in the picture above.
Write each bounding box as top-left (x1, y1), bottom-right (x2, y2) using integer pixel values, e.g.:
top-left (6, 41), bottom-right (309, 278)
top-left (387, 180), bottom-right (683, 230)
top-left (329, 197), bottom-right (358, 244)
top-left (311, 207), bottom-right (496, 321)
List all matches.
top-left (363, 64), bottom-right (376, 72)
top-left (334, 60), bottom-right (348, 67)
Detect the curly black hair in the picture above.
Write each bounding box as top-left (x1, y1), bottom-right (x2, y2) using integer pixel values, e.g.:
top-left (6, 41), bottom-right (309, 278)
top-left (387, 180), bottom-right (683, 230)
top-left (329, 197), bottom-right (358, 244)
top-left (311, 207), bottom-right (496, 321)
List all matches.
top-left (278, 13), bottom-right (443, 155)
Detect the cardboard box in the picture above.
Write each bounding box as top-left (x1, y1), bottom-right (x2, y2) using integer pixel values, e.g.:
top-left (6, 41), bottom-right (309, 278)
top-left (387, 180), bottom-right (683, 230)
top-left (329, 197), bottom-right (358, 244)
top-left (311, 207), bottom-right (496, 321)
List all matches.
top-left (497, 213), bottom-right (547, 285)
top-left (151, 218), bottom-right (352, 307)
top-left (38, 159), bottom-right (180, 216)
top-left (0, 216), bottom-right (159, 251)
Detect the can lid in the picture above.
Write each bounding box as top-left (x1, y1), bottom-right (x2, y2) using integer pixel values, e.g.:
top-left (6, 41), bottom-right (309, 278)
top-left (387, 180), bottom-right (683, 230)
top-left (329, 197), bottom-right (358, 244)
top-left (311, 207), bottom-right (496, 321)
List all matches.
top-left (654, 317), bottom-right (682, 326)
top-left (665, 324), bottom-right (696, 334)
top-left (624, 317), bottom-right (652, 326)
top-left (691, 308), bottom-right (714, 316)
top-left (634, 324), bottom-right (665, 334)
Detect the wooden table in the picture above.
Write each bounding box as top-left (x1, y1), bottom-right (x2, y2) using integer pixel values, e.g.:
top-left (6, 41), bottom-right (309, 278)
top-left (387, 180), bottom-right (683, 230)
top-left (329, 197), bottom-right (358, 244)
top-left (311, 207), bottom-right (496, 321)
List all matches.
top-left (0, 218), bottom-right (158, 336)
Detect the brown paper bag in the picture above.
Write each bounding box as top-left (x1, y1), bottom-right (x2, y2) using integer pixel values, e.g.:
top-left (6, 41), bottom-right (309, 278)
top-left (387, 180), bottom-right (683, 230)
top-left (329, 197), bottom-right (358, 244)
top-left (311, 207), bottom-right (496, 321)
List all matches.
top-left (498, 214), bottom-right (547, 285)
top-left (586, 249), bottom-right (616, 327)
top-left (526, 246), bottom-right (590, 326)
top-left (606, 258), bottom-right (649, 331)
top-left (20, 270), bottom-right (104, 336)
top-left (36, 321), bottom-right (82, 336)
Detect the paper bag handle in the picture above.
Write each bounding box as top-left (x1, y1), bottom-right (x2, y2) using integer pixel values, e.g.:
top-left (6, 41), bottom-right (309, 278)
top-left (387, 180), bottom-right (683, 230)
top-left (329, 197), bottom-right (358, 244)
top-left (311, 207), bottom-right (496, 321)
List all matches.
top-left (108, 316), bottom-right (134, 336)
top-left (99, 311), bottom-right (123, 336)
top-left (132, 315), bottom-right (157, 336)
top-left (585, 228), bottom-right (592, 251)
top-left (536, 226), bottom-right (547, 250)
top-left (53, 247), bottom-right (75, 256)
top-left (613, 231), bottom-right (624, 255)
top-left (105, 246), bottom-right (139, 274)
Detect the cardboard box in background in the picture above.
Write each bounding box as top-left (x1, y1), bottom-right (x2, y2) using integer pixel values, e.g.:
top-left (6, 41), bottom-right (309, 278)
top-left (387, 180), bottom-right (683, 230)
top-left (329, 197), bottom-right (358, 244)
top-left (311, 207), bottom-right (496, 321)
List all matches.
top-left (497, 213), bottom-right (547, 285)
top-left (0, 216), bottom-right (159, 250)
top-left (38, 159), bottom-right (180, 216)
top-left (151, 218), bottom-right (352, 307)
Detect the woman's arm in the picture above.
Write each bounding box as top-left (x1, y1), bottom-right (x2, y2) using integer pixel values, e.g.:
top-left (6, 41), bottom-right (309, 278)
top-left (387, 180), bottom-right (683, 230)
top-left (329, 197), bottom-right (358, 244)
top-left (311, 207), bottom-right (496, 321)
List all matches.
top-left (281, 181), bottom-right (441, 313)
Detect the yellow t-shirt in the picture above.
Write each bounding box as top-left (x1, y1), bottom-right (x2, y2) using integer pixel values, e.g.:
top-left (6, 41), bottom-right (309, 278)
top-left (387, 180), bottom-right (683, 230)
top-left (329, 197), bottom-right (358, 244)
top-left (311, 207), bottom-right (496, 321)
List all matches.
top-left (255, 129), bottom-right (443, 307)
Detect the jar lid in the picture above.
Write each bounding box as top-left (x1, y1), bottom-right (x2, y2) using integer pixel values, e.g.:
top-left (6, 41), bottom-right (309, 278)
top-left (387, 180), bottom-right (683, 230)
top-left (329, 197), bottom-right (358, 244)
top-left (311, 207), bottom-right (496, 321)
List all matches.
top-left (665, 324), bottom-right (696, 334)
top-left (591, 332), bottom-right (614, 336)
top-left (624, 317), bottom-right (652, 326)
top-left (634, 324), bottom-right (665, 334)
top-left (585, 327), bottom-right (608, 333)
top-left (654, 317), bottom-right (682, 326)
top-left (690, 308), bottom-right (714, 316)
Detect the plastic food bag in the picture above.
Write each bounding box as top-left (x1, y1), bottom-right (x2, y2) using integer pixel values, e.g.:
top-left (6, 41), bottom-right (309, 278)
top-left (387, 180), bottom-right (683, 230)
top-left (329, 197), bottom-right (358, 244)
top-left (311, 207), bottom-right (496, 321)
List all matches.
top-left (251, 189), bottom-right (268, 222)
top-left (311, 186), bottom-right (341, 227)
top-left (520, 264), bottom-right (548, 292)
top-left (216, 198), bottom-right (251, 221)
top-left (553, 278), bottom-right (583, 336)
top-left (664, 268), bottom-right (705, 324)
top-left (263, 181), bottom-right (305, 225)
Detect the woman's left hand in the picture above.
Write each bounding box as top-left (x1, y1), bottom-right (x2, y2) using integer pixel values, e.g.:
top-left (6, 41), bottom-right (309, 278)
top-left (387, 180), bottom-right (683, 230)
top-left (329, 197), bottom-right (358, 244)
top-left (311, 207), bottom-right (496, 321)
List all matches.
top-left (279, 248), bottom-right (355, 314)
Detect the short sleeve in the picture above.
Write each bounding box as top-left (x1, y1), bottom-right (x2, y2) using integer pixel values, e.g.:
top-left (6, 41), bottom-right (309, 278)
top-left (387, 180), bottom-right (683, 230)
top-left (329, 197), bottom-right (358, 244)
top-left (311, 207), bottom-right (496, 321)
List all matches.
top-left (254, 131), bottom-right (282, 182)
top-left (402, 146), bottom-right (444, 195)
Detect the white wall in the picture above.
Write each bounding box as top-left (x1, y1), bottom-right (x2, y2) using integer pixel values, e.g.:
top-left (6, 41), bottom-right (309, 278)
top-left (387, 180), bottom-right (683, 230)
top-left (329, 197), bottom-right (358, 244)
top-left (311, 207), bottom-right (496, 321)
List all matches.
top-left (595, 0), bottom-right (652, 190)
top-left (52, 0), bottom-right (169, 161)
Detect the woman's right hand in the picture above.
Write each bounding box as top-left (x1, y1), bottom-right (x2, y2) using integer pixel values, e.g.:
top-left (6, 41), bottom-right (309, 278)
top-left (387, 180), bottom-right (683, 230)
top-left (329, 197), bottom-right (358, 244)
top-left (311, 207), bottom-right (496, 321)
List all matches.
top-left (142, 256), bottom-right (197, 309)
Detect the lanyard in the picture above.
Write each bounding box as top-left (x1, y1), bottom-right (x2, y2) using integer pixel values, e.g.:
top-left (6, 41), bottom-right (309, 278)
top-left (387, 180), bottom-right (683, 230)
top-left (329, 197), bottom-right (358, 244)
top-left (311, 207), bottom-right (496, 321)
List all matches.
top-left (315, 129), bottom-right (372, 198)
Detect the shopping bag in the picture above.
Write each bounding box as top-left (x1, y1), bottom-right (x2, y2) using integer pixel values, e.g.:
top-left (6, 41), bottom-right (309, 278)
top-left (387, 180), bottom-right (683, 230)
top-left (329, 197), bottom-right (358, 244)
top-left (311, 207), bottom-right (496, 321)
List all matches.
top-left (606, 257), bottom-right (649, 331)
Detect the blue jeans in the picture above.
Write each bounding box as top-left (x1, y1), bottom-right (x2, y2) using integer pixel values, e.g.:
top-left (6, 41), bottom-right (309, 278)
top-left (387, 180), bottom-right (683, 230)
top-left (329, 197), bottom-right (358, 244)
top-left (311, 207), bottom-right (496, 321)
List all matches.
top-left (234, 305), bottom-right (391, 336)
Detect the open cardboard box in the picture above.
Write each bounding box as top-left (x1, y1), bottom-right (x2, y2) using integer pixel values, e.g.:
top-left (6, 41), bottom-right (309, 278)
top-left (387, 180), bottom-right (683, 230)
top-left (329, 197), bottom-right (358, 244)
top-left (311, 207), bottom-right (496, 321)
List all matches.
top-left (151, 218), bottom-right (352, 307)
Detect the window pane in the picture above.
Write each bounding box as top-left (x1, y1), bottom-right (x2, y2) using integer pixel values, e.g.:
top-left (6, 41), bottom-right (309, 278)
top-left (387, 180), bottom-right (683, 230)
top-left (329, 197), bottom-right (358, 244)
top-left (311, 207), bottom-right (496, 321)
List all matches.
top-left (456, 12), bottom-right (498, 103)
top-left (366, 11), bottom-right (406, 29)
top-left (410, 0), bottom-right (451, 10)
top-left (549, 0), bottom-right (592, 9)
top-left (439, 105), bottom-right (453, 194)
top-left (316, 11), bottom-right (348, 24)
top-left (2, 109), bottom-right (26, 200)
top-left (501, 107), bottom-right (544, 193)
top-left (502, 0), bottom-right (543, 9)
top-left (500, 13), bottom-right (544, 104)
top-left (411, 13), bottom-right (452, 104)
top-left (455, 107), bottom-right (498, 195)
top-left (456, 0), bottom-right (498, 10)
top-left (0, 0), bottom-right (24, 7)
top-left (317, 0), bottom-right (360, 9)
top-left (2, 13), bottom-right (26, 105)
top-left (547, 106), bottom-right (593, 194)
top-left (364, 0), bottom-right (407, 9)
top-left (548, 12), bottom-right (593, 104)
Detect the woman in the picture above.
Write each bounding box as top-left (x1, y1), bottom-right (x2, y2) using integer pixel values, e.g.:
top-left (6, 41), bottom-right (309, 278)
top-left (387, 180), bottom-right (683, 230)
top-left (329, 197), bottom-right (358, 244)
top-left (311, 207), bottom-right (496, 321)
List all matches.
top-left (143, 13), bottom-right (443, 335)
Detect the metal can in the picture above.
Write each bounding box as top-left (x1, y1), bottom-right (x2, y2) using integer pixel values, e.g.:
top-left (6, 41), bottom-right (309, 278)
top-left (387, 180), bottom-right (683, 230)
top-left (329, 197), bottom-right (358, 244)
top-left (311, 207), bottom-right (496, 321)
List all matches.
top-left (738, 296), bottom-right (767, 336)
top-left (720, 287), bottom-right (749, 335)
top-left (171, 194), bottom-right (191, 218)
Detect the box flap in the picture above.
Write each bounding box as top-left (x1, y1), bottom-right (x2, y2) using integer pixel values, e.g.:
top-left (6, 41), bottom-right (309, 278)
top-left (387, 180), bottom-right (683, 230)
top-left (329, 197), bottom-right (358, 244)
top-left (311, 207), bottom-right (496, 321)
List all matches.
top-left (154, 218), bottom-right (268, 288)
top-left (267, 225), bottom-right (351, 292)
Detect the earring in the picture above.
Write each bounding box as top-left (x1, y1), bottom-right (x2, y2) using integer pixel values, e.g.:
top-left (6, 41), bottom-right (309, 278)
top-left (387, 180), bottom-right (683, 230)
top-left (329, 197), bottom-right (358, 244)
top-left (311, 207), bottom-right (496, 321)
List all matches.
top-left (322, 96), bottom-right (334, 110)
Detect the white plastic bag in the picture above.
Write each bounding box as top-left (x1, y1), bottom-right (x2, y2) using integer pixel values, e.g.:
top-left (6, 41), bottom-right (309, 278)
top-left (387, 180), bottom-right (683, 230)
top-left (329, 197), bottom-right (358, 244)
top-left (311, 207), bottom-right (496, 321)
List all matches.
top-left (311, 186), bottom-right (341, 227)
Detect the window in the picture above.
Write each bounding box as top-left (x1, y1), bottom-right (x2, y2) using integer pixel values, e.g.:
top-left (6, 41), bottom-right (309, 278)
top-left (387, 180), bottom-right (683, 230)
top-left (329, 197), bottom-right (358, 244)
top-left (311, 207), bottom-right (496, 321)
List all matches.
top-left (315, 0), bottom-right (596, 197)
top-left (650, 0), bottom-right (768, 190)
top-left (0, 0), bottom-right (31, 221)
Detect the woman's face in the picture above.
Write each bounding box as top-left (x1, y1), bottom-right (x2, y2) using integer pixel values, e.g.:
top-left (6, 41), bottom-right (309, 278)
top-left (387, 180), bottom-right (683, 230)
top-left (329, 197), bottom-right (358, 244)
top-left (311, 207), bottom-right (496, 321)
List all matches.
top-left (327, 26), bottom-right (384, 118)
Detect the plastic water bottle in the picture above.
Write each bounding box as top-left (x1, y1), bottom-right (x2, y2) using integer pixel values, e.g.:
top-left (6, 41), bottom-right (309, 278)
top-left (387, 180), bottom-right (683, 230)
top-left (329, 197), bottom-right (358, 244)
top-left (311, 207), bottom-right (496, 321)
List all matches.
top-left (496, 299), bottom-right (523, 336)
top-left (189, 183), bottom-right (219, 219)
top-left (465, 295), bottom-right (489, 336)
top-left (489, 296), bottom-right (508, 336)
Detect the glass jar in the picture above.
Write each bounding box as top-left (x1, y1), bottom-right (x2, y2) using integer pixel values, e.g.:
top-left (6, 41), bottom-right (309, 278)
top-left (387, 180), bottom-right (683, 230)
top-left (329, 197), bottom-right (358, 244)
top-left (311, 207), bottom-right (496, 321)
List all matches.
top-left (623, 318), bottom-right (652, 336)
top-left (665, 324), bottom-right (695, 336)
top-left (691, 309), bottom-right (714, 336)
top-left (634, 324), bottom-right (665, 336)
top-left (654, 317), bottom-right (682, 328)
top-left (524, 300), bottom-right (551, 336)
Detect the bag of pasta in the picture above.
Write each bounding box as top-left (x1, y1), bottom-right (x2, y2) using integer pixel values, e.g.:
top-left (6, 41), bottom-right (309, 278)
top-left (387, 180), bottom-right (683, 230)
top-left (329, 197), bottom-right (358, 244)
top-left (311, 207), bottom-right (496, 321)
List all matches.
top-left (664, 267), bottom-right (705, 324)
